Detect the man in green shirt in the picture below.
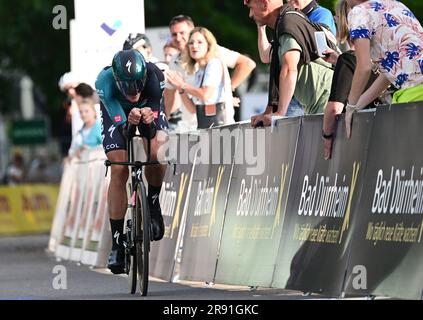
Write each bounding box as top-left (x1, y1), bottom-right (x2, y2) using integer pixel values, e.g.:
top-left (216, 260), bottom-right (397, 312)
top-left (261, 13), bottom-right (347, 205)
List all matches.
top-left (244, 0), bottom-right (334, 127)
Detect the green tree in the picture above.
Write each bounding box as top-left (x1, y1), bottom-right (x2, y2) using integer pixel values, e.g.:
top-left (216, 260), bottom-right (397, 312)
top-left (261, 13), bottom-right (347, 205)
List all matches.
top-left (0, 0), bottom-right (74, 136)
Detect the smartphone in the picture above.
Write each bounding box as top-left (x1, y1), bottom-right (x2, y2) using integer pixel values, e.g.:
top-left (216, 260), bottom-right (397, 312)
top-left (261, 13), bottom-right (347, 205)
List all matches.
top-left (314, 31), bottom-right (330, 57)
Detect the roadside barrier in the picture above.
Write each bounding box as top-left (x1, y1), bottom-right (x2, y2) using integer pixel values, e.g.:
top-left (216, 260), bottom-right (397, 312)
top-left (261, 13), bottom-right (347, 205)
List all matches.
top-left (49, 103), bottom-right (423, 299)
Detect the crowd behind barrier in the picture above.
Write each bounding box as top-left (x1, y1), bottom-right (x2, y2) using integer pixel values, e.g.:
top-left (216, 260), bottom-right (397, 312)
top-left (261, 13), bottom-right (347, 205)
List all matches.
top-left (49, 103), bottom-right (423, 299)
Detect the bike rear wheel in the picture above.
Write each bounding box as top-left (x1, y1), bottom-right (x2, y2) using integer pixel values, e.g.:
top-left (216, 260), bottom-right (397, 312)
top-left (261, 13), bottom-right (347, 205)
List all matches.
top-left (135, 183), bottom-right (150, 296)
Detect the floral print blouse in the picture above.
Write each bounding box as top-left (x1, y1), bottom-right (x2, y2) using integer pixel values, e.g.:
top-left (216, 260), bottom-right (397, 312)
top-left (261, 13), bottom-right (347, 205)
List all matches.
top-left (348, 0), bottom-right (423, 89)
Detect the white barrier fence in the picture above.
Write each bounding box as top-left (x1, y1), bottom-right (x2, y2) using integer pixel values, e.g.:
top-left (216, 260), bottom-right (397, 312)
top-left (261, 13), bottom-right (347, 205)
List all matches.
top-left (49, 147), bottom-right (111, 267)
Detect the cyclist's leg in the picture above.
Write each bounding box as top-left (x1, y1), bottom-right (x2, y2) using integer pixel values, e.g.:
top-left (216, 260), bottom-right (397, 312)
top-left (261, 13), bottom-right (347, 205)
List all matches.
top-left (140, 109), bottom-right (168, 241)
top-left (100, 103), bottom-right (128, 272)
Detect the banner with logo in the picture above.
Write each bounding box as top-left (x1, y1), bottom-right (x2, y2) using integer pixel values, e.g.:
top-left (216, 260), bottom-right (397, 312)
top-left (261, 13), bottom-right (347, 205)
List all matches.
top-left (81, 167), bottom-right (111, 268)
top-left (178, 125), bottom-right (241, 282)
top-left (150, 133), bottom-right (195, 281)
top-left (49, 160), bottom-right (75, 252)
top-left (344, 104), bottom-right (423, 299)
top-left (71, 0), bottom-right (145, 86)
top-left (71, 149), bottom-right (107, 262)
top-left (55, 154), bottom-right (90, 260)
top-left (271, 112), bottom-right (374, 296)
top-left (213, 119), bottom-right (299, 286)
top-left (0, 185), bottom-right (59, 236)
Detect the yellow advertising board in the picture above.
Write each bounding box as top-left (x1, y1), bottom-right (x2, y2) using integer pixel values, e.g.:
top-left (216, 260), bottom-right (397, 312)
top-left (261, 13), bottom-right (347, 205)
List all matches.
top-left (0, 185), bottom-right (59, 235)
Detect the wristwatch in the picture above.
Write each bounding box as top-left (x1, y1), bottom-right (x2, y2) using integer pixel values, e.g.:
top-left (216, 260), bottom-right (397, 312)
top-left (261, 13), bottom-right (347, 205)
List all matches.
top-left (322, 130), bottom-right (334, 140)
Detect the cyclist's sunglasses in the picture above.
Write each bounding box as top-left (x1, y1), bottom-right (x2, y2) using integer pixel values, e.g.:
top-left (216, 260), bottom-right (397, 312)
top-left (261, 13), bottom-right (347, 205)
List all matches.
top-left (117, 78), bottom-right (146, 97)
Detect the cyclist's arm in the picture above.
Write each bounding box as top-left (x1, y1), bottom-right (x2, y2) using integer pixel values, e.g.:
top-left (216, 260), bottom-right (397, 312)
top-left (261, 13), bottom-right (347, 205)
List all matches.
top-left (144, 63), bottom-right (166, 116)
top-left (95, 68), bottom-right (127, 126)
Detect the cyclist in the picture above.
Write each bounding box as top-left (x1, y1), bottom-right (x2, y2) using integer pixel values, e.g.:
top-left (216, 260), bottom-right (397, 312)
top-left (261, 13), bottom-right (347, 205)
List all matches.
top-left (95, 49), bottom-right (168, 274)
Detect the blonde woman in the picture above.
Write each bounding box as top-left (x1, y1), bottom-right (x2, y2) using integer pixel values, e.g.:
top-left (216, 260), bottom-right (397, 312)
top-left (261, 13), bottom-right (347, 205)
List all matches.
top-left (166, 27), bottom-right (234, 129)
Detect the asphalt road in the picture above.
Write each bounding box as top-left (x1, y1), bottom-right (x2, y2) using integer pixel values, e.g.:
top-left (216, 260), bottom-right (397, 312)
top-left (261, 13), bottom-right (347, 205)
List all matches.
top-left (0, 234), bottom-right (316, 301)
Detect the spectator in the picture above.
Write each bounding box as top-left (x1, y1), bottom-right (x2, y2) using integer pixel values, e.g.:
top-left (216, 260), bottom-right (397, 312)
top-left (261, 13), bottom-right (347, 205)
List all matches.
top-left (58, 90), bottom-right (73, 158)
top-left (74, 82), bottom-right (101, 118)
top-left (322, 0), bottom-right (386, 160)
top-left (68, 99), bottom-right (102, 159)
top-left (74, 82), bottom-right (96, 103)
top-left (244, 0), bottom-right (337, 127)
top-left (257, 0), bottom-right (336, 64)
top-left (123, 33), bottom-right (159, 63)
top-left (58, 72), bottom-right (83, 137)
top-left (162, 41), bottom-right (182, 130)
top-left (164, 15), bottom-right (256, 131)
top-left (26, 153), bottom-right (49, 184)
top-left (256, 0), bottom-right (337, 117)
top-left (166, 27), bottom-right (234, 129)
top-left (345, 0), bottom-right (423, 138)
top-left (6, 151), bottom-right (25, 186)
top-left (163, 41), bottom-right (180, 65)
top-left (289, 0), bottom-right (336, 35)
top-left (122, 33), bottom-right (170, 79)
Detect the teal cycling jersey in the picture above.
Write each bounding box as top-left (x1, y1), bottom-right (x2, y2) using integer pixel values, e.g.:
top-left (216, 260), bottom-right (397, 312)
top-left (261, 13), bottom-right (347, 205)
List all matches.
top-left (95, 63), bottom-right (165, 126)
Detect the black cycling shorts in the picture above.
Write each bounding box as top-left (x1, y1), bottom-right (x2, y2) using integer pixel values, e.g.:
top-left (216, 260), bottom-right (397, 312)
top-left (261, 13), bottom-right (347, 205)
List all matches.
top-left (100, 102), bottom-right (168, 154)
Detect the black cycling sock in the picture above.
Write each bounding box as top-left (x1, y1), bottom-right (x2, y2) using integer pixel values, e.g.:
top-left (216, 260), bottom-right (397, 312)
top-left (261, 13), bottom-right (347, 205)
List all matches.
top-left (110, 219), bottom-right (125, 249)
top-left (148, 184), bottom-right (162, 211)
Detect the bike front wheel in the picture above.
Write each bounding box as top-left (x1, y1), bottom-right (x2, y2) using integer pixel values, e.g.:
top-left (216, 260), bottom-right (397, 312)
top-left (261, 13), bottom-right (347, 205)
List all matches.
top-left (135, 183), bottom-right (150, 296)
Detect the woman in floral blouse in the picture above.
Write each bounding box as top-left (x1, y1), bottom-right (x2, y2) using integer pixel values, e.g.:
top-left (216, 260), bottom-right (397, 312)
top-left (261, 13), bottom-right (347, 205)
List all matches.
top-left (345, 0), bottom-right (423, 137)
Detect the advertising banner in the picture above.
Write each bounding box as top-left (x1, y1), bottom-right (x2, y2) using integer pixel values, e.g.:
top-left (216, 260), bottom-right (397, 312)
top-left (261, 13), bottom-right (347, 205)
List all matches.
top-left (214, 119), bottom-right (300, 286)
top-left (71, 0), bottom-right (145, 86)
top-left (271, 112), bottom-right (374, 296)
top-left (55, 155), bottom-right (89, 260)
top-left (178, 125), bottom-right (241, 283)
top-left (344, 104), bottom-right (423, 299)
top-left (150, 133), bottom-right (195, 281)
top-left (82, 169), bottom-right (111, 268)
top-left (0, 185), bottom-right (59, 236)
top-left (49, 160), bottom-right (74, 252)
top-left (72, 149), bottom-right (107, 262)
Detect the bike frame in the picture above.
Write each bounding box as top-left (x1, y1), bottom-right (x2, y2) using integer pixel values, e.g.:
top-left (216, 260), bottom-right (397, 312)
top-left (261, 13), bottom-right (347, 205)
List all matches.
top-left (104, 123), bottom-right (162, 296)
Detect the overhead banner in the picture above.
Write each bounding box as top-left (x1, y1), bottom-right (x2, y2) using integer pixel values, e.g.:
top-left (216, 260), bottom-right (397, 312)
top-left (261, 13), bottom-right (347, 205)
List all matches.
top-left (150, 133), bottom-right (195, 281)
top-left (344, 104), bottom-right (423, 300)
top-left (178, 125), bottom-right (240, 283)
top-left (271, 112), bottom-right (374, 296)
top-left (214, 119), bottom-right (300, 287)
